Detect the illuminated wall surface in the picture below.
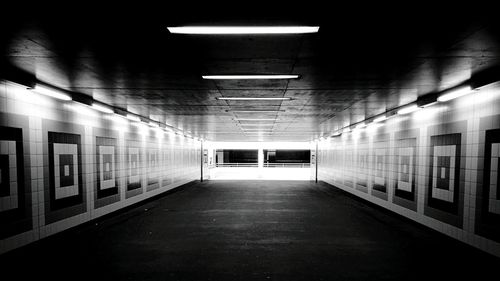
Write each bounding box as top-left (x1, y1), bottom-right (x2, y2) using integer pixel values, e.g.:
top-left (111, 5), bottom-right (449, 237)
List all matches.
top-left (0, 81), bottom-right (201, 254)
top-left (318, 82), bottom-right (500, 257)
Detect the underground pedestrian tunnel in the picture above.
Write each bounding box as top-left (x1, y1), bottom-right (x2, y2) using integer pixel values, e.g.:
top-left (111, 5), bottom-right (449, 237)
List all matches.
top-left (0, 7), bottom-right (499, 280)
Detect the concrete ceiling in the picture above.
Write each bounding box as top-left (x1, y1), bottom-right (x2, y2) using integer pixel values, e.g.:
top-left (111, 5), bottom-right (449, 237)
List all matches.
top-left (2, 6), bottom-right (499, 141)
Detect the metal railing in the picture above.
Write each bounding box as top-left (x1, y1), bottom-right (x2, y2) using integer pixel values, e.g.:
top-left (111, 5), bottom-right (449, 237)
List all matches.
top-left (214, 163), bottom-right (259, 167)
top-left (263, 163), bottom-right (310, 168)
top-left (212, 163), bottom-right (310, 168)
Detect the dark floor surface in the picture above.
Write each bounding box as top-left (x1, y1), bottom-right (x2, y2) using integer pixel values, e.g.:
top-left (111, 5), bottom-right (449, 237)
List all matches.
top-left (1, 180), bottom-right (499, 281)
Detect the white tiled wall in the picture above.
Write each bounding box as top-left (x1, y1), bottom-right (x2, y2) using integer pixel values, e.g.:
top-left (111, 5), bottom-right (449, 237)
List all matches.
top-left (318, 82), bottom-right (500, 257)
top-left (0, 81), bottom-right (201, 254)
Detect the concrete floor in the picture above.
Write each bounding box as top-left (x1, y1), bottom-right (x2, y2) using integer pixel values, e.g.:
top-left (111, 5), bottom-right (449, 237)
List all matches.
top-left (1, 180), bottom-right (498, 280)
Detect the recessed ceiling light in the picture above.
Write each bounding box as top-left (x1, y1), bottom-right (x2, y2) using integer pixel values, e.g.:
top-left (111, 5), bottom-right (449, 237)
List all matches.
top-left (245, 133), bottom-right (274, 135)
top-left (355, 123), bottom-right (366, 130)
top-left (240, 124), bottom-right (274, 126)
top-left (232, 110), bottom-right (285, 113)
top-left (127, 114), bottom-right (141, 122)
top-left (167, 26), bottom-right (319, 35)
top-left (218, 97), bottom-right (291, 101)
top-left (30, 85), bottom-right (72, 101)
top-left (373, 115), bottom-right (387, 123)
top-left (203, 75), bottom-right (299, 80)
top-left (91, 103), bottom-right (114, 114)
top-left (397, 104), bottom-right (420, 115)
top-left (235, 118), bottom-right (276, 121)
top-left (437, 85), bottom-right (473, 102)
top-left (149, 121), bottom-right (160, 127)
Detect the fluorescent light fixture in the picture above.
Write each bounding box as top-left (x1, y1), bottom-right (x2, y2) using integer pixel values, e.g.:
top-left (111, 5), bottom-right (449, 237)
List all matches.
top-left (110, 115), bottom-right (128, 125)
top-left (437, 85), bottom-right (473, 102)
top-left (355, 123), bottom-right (366, 129)
top-left (203, 75), bottom-right (299, 80)
top-left (31, 85), bottom-right (71, 101)
top-left (91, 103), bottom-right (114, 114)
top-left (232, 110), bottom-right (285, 113)
top-left (127, 114), bottom-right (141, 122)
top-left (241, 124), bottom-right (274, 126)
top-left (218, 97), bottom-right (291, 101)
top-left (373, 115), bottom-right (387, 123)
top-left (331, 132), bottom-right (342, 137)
top-left (149, 121), bottom-right (159, 127)
top-left (235, 118), bottom-right (276, 121)
top-left (397, 104), bottom-right (420, 115)
top-left (167, 26), bottom-right (319, 35)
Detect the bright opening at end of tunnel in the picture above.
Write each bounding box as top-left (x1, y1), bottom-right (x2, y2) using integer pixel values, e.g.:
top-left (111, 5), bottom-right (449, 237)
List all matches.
top-left (203, 142), bottom-right (313, 180)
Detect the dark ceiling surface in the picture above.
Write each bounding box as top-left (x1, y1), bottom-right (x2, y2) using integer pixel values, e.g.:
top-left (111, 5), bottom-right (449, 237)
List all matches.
top-left (1, 6), bottom-right (499, 141)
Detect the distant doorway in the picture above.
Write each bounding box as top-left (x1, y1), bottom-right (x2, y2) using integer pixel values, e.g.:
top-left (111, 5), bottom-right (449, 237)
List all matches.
top-left (210, 149), bottom-right (311, 180)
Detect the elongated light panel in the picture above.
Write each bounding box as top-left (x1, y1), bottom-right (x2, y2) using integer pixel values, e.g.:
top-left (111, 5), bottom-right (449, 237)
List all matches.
top-left (203, 75), bottom-right (299, 80)
top-left (31, 85), bottom-right (72, 101)
top-left (167, 26), bottom-right (319, 35)
top-left (437, 85), bottom-right (473, 102)
top-left (91, 103), bottom-right (114, 114)
top-left (218, 97), bottom-right (291, 101)
top-left (397, 104), bottom-right (420, 115)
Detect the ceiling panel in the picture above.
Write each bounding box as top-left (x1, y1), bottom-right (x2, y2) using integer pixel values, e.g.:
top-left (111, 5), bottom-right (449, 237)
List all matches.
top-left (1, 8), bottom-right (499, 141)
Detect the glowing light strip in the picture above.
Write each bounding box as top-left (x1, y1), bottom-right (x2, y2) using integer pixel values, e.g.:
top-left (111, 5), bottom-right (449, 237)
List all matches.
top-left (126, 114), bottom-right (141, 122)
top-left (397, 104), bottom-right (420, 115)
top-left (235, 118), bottom-right (277, 121)
top-left (31, 85), bottom-right (71, 101)
top-left (218, 97), bottom-right (291, 101)
top-left (204, 75), bottom-right (299, 80)
top-left (91, 103), bottom-right (114, 114)
top-left (438, 85), bottom-right (473, 102)
top-left (168, 26), bottom-right (319, 35)
top-left (373, 115), bottom-right (387, 123)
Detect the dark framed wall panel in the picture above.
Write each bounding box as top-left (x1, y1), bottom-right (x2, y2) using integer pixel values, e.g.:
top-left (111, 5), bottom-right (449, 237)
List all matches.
top-left (424, 121), bottom-right (467, 228)
top-left (355, 134), bottom-right (369, 193)
top-left (343, 136), bottom-right (354, 188)
top-left (333, 146), bottom-right (343, 186)
top-left (146, 137), bottom-right (160, 192)
top-left (125, 133), bottom-right (143, 199)
top-left (0, 113), bottom-right (32, 239)
top-left (475, 115), bottom-right (500, 242)
top-left (371, 133), bottom-right (390, 201)
top-left (93, 128), bottom-right (120, 209)
top-left (42, 120), bottom-right (86, 224)
top-left (161, 137), bottom-right (172, 187)
top-left (392, 129), bottom-right (419, 212)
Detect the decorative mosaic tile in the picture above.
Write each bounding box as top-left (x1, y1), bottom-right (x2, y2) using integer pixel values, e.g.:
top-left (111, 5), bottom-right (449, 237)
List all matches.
top-left (147, 143), bottom-right (160, 191)
top-left (424, 121), bottom-right (466, 228)
top-left (393, 129), bottom-right (419, 211)
top-left (371, 133), bottom-right (390, 201)
top-left (125, 133), bottom-right (143, 198)
top-left (355, 137), bottom-right (369, 193)
top-left (47, 132), bottom-right (83, 210)
top-left (475, 114), bottom-right (500, 242)
top-left (93, 128), bottom-right (120, 209)
top-left (0, 113), bottom-right (32, 239)
top-left (42, 119), bottom-right (86, 224)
